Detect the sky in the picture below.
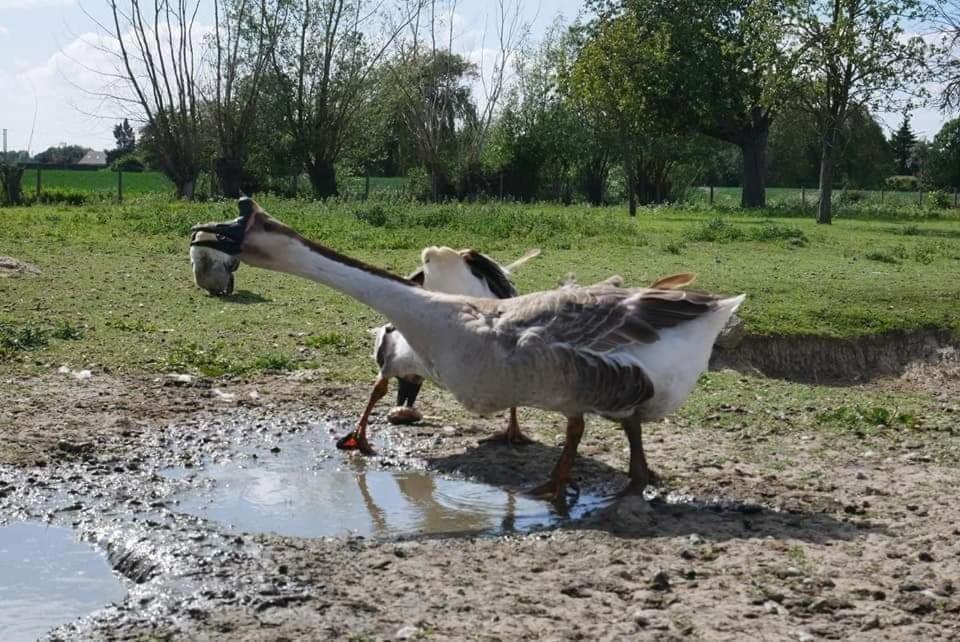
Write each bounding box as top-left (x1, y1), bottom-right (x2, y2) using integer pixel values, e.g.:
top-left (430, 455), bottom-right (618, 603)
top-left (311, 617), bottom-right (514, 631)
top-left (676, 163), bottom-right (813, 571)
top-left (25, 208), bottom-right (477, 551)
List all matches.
top-left (0, 0), bottom-right (951, 154)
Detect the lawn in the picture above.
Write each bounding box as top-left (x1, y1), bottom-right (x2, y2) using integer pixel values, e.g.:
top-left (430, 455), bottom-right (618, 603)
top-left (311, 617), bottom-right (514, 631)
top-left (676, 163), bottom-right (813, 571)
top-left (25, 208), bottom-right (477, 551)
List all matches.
top-left (22, 169), bottom-right (173, 196)
top-left (687, 185), bottom-right (945, 208)
top-left (1, 196), bottom-right (959, 379)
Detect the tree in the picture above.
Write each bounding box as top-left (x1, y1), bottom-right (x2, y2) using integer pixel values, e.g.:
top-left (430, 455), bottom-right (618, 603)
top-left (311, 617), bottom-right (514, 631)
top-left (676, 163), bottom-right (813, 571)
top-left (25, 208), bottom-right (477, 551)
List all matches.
top-left (790, 0), bottom-right (931, 223)
top-left (105, 0), bottom-right (204, 199)
top-left (889, 112), bottom-right (917, 175)
top-left (389, 0), bottom-right (526, 201)
top-left (586, 0), bottom-right (802, 208)
top-left (114, 119), bottom-right (136, 153)
top-left (925, 118), bottom-right (960, 188)
top-left (33, 144), bottom-right (90, 165)
top-left (107, 119), bottom-right (137, 165)
top-left (269, 0), bottom-right (410, 198)
top-left (207, 0), bottom-right (282, 197)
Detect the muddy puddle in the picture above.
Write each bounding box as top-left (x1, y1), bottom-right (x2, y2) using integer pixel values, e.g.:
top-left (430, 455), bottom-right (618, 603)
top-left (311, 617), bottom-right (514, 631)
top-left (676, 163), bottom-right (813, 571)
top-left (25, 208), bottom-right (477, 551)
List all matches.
top-left (164, 430), bottom-right (610, 539)
top-left (0, 522), bottom-right (126, 642)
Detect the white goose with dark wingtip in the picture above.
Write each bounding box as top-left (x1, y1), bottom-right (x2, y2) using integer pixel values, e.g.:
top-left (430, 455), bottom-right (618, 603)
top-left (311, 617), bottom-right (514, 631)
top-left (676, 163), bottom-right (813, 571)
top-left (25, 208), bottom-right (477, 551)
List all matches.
top-left (192, 198), bottom-right (745, 500)
top-left (339, 246), bottom-right (541, 455)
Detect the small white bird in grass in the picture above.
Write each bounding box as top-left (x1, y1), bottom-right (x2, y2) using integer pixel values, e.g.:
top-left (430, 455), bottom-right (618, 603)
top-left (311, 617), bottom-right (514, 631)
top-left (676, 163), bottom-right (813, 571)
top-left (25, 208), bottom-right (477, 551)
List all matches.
top-left (337, 247), bottom-right (541, 455)
top-left (193, 199), bottom-right (744, 501)
top-left (190, 228), bottom-right (239, 296)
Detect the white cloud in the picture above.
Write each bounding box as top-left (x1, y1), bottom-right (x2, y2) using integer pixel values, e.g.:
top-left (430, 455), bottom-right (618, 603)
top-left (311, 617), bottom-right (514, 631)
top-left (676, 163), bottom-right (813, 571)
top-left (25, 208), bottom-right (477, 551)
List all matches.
top-left (0, 24), bottom-right (9, 35)
top-left (0, 0), bottom-right (74, 9)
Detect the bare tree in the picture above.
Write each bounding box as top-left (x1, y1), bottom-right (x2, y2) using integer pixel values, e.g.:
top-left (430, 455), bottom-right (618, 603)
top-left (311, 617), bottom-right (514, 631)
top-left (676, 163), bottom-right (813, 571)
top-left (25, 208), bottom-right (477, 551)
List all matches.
top-left (269, 0), bottom-right (412, 198)
top-left (207, 0), bottom-right (284, 197)
top-left (106, 0), bottom-right (204, 199)
top-left (389, 0), bottom-right (527, 200)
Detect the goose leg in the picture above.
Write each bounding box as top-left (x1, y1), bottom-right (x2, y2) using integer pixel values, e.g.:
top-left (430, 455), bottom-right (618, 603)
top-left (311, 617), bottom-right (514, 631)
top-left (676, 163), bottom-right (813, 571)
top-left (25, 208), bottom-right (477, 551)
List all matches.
top-left (530, 415), bottom-right (584, 502)
top-left (387, 376), bottom-right (424, 425)
top-left (336, 375), bottom-right (389, 455)
top-left (620, 415), bottom-right (660, 495)
top-left (479, 407), bottom-right (534, 445)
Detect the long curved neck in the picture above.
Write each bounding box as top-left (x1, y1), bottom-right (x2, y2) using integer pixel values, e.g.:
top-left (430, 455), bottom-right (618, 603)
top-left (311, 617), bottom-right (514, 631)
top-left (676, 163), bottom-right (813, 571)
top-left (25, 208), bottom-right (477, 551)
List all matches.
top-left (254, 231), bottom-right (434, 322)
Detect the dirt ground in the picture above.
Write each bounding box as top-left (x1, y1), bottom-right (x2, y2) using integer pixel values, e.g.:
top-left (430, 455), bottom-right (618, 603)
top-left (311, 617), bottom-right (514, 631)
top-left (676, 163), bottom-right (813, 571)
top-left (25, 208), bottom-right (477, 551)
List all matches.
top-left (1, 367), bottom-right (959, 641)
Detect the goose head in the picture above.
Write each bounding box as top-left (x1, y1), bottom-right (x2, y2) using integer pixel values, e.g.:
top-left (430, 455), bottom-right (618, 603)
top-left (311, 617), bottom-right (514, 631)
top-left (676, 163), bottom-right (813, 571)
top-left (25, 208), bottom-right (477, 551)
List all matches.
top-left (191, 197), bottom-right (292, 270)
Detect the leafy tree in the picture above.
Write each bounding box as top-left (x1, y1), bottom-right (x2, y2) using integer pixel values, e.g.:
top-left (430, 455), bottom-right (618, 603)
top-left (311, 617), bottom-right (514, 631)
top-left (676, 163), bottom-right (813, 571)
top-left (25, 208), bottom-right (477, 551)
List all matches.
top-left (925, 118), bottom-right (960, 188)
top-left (789, 0), bottom-right (931, 223)
top-left (586, 0), bottom-right (801, 208)
top-left (33, 144), bottom-right (91, 165)
top-left (106, 119), bottom-right (137, 165)
top-left (889, 113), bottom-right (917, 175)
top-left (569, 12), bottom-right (679, 214)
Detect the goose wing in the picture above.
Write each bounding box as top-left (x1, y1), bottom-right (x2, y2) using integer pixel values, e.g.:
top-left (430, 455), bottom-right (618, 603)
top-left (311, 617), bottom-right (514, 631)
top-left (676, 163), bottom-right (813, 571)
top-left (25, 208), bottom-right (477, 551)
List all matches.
top-left (494, 286), bottom-right (720, 353)
top-left (485, 286), bottom-right (723, 415)
top-left (459, 250), bottom-right (517, 299)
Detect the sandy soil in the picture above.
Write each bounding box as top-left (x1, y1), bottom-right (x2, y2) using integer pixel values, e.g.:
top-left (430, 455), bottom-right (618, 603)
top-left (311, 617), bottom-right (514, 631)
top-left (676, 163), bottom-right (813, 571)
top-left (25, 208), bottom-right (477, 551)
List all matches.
top-left (1, 369), bottom-right (959, 641)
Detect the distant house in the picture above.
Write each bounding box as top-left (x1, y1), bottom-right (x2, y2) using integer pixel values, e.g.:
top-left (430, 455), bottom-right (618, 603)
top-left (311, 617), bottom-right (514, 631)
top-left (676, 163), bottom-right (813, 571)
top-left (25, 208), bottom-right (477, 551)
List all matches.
top-left (77, 150), bottom-right (108, 167)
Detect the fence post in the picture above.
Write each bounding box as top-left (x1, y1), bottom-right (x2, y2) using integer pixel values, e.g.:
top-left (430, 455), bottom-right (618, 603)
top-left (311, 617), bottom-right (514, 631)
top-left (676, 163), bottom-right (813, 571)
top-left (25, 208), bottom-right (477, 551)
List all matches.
top-left (918, 189), bottom-right (923, 207)
top-left (36, 167), bottom-right (41, 200)
top-left (709, 184), bottom-right (714, 205)
top-left (499, 172), bottom-right (504, 200)
top-left (117, 170), bottom-right (123, 203)
top-left (954, 187), bottom-right (958, 208)
top-left (364, 172), bottom-right (370, 200)
top-left (880, 188), bottom-right (884, 204)
top-left (801, 186), bottom-right (805, 207)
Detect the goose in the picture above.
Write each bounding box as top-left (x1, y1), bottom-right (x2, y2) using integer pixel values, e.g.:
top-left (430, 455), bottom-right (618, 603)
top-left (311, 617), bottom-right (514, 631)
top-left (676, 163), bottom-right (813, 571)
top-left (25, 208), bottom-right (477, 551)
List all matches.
top-left (190, 228), bottom-right (239, 296)
top-left (339, 247), bottom-right (542, 455)
top-left (192, 199), bottom-right (745, 500)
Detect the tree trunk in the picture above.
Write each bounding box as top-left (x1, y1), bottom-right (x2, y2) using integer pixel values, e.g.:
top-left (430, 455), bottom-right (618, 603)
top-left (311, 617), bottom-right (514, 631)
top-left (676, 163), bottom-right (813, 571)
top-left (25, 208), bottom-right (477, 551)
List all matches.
top-left (740, 123), bottom-right (769, 209)
top-left (175, 178), bottom-right (196, 201)
top-left (817, 139), bottom-right (834, 224)
top-left (623, 156), bottom-right (637, 216)
top-left (307, 160), bottom-right (338, 199)
top-left (214, 157), bottom-right (245, 199)
top-left (1, 165), bottom-right (24, 205)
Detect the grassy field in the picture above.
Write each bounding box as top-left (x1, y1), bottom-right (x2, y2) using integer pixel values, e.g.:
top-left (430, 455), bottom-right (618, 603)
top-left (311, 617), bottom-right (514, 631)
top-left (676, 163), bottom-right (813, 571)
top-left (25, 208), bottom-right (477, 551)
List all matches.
top-left (1, 196), bottom-right (958, 379)
top-left (22, 169), bottom-right (173, 196)
top-left (687, 185), bottom-right (946, 209)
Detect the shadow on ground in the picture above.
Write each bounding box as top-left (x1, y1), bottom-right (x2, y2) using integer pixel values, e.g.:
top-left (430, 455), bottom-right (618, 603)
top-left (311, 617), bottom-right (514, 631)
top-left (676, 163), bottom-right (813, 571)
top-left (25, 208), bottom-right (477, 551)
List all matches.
top-left (426, 440), bottom-right (870, 545)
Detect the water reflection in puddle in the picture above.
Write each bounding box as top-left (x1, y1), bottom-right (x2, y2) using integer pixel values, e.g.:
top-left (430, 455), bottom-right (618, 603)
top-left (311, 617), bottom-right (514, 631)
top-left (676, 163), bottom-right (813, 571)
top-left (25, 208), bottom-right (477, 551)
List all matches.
top-left (0, 522), bottom-right (126, 642)
top-left (165, 432), bottom-right (610, 539)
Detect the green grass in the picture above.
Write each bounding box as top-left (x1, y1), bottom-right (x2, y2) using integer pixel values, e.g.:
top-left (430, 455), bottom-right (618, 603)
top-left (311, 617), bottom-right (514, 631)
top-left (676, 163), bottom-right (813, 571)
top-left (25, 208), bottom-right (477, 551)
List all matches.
top-left (687, 186), bottom-right (945, 210)
top-left (0, 195), bottom-right (958, 378)
top-left (22, 169), bottom-right (173, 195)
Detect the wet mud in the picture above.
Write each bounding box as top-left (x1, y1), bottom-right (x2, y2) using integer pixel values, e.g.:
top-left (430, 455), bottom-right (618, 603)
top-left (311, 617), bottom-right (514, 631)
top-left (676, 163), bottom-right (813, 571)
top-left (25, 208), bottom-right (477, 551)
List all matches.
top-left (1, 373), bottom-right (959, 640)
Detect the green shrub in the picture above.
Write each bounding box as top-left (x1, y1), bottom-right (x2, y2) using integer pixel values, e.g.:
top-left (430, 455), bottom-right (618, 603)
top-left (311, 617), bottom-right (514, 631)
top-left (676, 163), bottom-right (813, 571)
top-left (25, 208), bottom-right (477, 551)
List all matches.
top-left (37, 188), bottom-right (89, 206)
top-left (885, 175), bottom-right (919, 192)
top-left (353, 204), bottom-right (388, 227)
top-left (927, 190), bottom-right (952, 209)
top-left (686, 217), bottom-right (745, 242)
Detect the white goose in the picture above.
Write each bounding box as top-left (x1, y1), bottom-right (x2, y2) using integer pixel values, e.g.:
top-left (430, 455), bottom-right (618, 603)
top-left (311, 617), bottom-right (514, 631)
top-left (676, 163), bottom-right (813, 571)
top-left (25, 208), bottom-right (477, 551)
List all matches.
top-left (190, 229), bottom-right (239, 296)
top-left (193, 199), bottom-right (745, 500)
top-left (339, 247), bottom-right (541, 455)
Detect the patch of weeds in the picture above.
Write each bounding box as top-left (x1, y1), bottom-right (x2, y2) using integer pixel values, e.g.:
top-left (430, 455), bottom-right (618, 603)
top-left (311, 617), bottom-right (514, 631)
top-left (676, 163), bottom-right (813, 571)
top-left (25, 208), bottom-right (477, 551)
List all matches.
top-left (898, 224), bottom-right (921, 236)
top-left (816, 405), bottom-right (919, 430)
top-left (913, 244), bottom-right (938, 265)
top-left (248, 353), bottom-right (297, 372)
top-left (686, 217), bottom-right (745, 242)
top-left (50, 321), bottom-right (84, 340)
top-left (0, 322), bottom-right (49, 353)
top-left (303, 331), bottom-right (354, 353)
top-left (353, 204), bottom-right (388, 227)
top-left (662, 239), bottom-right (686, 255)
top-left (165, 342), bottom-right (236, 377)
top-left (752, 221), bottom-right (808, 246)
top-left (787, 545), bottom-right (810, 570)
top-left (865, 250), bottom-right (900, 264)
